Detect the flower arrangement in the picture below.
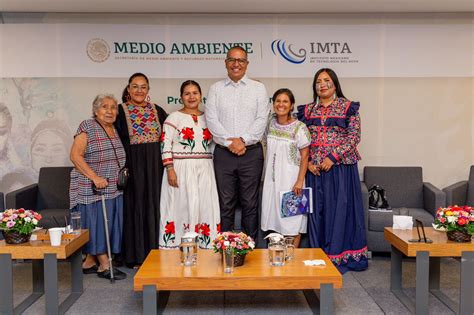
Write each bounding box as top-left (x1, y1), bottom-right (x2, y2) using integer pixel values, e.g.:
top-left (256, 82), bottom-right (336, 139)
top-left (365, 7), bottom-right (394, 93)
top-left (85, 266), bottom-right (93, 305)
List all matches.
top-left (0, 208), bottom-right (42, 235)
top-left (212, 231), bottom-right (255, 256)
top-left (434, 205), bottom-right (474, 235)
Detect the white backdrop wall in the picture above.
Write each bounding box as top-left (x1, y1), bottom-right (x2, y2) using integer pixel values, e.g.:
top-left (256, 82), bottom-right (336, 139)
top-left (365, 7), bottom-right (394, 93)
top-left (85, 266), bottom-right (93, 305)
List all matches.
top-left (0, 13), bottom-right (473, 194)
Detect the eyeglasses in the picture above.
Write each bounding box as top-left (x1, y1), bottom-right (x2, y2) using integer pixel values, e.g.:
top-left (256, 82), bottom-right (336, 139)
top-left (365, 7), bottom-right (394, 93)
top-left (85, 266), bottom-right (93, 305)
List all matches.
top-left (225, 58), bottom-right (248, 66)
top-left (129, 84), bottom-right (149, 91)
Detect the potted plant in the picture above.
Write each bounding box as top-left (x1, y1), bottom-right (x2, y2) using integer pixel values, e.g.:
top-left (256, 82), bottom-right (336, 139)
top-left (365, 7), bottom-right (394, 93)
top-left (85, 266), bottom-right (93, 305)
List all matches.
top-left (434, 205), bottom-right (474, 242)
top-left (212, 231), bottom-right (255, 266)
top-left (0, 208), bottom-right (42, 244)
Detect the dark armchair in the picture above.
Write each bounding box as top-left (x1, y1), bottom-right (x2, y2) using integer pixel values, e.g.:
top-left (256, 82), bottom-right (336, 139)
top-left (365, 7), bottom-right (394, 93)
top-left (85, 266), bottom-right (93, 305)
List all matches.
top-left (443, 165), bottom-right (474, 206)
top-left (0, 192), bottom-right (4, 240)
top-left (6, 167), bottom-right (73, 229)
top-left (361, 166), bottom-right (445, 253)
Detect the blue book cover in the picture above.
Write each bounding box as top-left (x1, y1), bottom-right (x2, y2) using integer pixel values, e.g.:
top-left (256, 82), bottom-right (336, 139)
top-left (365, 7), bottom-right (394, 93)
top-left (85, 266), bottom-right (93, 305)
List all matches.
top-left (279, 188), bottom-right (313, 218)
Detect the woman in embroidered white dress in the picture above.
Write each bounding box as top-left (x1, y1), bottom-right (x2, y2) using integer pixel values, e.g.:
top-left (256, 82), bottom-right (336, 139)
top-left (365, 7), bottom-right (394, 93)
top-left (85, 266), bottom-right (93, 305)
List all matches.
top-left (261, 88), bottom-right (310, 247)
top-left (159, 80), bottom-right (220, 249)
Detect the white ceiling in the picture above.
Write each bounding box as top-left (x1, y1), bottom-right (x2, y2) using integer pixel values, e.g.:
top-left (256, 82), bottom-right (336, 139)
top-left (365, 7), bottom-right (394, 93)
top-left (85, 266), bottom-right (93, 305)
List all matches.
top-left (0, 0), bottom-right (473, 13)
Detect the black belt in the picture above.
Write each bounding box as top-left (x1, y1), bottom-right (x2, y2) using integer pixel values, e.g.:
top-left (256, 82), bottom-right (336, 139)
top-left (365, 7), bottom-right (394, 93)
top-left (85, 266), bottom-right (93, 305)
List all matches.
top-left (216, 143), bottom-right (260, 150)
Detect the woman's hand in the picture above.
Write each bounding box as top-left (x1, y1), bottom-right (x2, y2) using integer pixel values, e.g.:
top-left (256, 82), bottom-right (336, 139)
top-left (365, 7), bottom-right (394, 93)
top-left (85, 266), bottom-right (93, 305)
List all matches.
top-left (308, 162), bottom-right (320, 176)
top-left (92, 176), bottom-right (108, 189)
top-left (320, 157), bottom-right (334, 172)
top-left (292, 179), bottom-right (305, 196)
top-left (167, 167), bottom-right (179, 188)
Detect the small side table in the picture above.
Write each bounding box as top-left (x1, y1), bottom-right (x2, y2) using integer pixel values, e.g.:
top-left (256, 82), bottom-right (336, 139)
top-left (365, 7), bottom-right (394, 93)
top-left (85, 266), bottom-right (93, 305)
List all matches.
top-left (0, 230), bottom-right (89, 315)
top-left (384, 227), bottom-right (474, 315)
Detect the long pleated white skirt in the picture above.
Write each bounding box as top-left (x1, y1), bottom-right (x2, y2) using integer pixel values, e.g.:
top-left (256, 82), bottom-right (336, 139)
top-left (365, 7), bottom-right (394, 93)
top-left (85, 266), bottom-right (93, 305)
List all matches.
top-left (159, 158), bottom-right (220, 249)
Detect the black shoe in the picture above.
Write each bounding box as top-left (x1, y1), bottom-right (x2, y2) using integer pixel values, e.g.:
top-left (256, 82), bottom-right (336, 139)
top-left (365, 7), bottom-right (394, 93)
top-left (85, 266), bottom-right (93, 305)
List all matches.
top-left (82, 265), bottom-right (98, 274)
top-left (97, 267), bottom-right (127, 280)
top-left (113, 254), bottom-right (124, 267)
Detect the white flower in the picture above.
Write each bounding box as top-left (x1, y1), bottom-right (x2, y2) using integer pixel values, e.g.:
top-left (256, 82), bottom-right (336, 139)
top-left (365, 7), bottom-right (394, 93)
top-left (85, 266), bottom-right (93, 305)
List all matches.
top-left (24, 217), bottom-right (32, 222)
top-left (447, 216), bottom-right (457, 223)
top-left (249, 241), bottom-right (255, 249)
top-left (32, 218), bottom-right (38, 225)
top-left (223, 241), bottom-right (230, 246)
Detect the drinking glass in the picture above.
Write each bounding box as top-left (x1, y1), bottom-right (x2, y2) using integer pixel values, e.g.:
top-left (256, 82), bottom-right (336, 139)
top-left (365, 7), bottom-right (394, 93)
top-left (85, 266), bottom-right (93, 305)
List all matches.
top-left (223, 249), bottom-right (234, 273)
top-left (70, 211), bottom-right (81, 234)
top-left (284, 236), bottom-right (295, 261)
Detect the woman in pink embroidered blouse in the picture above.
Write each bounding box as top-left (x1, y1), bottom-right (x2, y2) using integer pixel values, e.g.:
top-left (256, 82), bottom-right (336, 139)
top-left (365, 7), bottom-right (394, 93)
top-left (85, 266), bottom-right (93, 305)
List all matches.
top-left (297, 68), bottom-right (368, 274)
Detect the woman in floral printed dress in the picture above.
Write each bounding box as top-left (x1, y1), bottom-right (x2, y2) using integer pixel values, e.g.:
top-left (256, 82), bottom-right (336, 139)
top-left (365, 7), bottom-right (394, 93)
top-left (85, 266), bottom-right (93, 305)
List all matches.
top-left (297, 68), bottom-right (368, 273)
top-left (159, 80), bottom-right (220, 249)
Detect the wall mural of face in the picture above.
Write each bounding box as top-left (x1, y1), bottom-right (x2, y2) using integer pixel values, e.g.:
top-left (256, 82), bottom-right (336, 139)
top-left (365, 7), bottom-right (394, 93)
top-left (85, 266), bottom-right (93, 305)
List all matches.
top-left (0, 104), bottom-right (12, 159)
top-left (31, 130), bottom-right (69, 172)
top-left (30, 119), bottom-right (72, 173)
top-left (0, 115), bottom-right (11, 158)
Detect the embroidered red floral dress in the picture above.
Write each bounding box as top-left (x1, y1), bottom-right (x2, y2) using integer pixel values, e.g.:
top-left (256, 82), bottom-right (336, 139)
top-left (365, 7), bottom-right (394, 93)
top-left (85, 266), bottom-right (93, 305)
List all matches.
top-left (159, 111), bottom-right (220, 249)
top-left (297, 97), bottom-right (368, 274)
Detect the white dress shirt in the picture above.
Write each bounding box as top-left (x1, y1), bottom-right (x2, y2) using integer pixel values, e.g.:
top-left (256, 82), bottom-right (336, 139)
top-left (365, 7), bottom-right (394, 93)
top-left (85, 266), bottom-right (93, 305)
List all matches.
top-left (205, 75), bottom-right (270, 147)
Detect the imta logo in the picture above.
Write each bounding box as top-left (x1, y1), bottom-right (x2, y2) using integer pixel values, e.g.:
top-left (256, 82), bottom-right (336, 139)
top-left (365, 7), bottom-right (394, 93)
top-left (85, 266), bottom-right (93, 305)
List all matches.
top-left (272, 39), bottom-right (354, 65)
top-left (271, 40), bottom-right (306, 64)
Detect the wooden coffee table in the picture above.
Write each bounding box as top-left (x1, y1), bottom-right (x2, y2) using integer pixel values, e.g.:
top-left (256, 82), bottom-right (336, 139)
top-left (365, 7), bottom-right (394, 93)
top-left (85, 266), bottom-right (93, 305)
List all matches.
top-left (134, 248), bottom-right (342, 315)
top-left (384, 227), bottom-right (474, 315)
top-left (0, 229), bottom-right (89, 315)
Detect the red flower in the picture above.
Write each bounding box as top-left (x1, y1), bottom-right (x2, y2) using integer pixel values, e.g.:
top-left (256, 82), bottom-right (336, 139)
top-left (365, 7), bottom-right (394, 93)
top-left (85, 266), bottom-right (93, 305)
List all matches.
top-left (200, 223), bottom-right (210, 237)
top-left (195, 223), bottom-right (200, 233)
top-left (160, 131), bottom-right (166, 142)
top-left (217, 223), bottom-right (221, 233)
top-left (18, 209), bottom-right (25, 213)
top-left (181, 128), bottom-right (194, 141)
top-left (165, 221), bottom-right (175, 235)
top-left (458, 217), bottom-right (468, 226)
top-left (202, 128), bottom-right (212, 141)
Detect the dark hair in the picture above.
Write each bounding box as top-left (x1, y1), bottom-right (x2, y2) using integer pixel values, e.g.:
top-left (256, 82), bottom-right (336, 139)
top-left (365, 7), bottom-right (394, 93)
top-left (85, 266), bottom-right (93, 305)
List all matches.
top-left (272, 88), bottom-right (295, 117)
top-left (272, 88), bottom-right (295, 105)
top-left (123, 72), bottom-right (150, 103)
top-left (226, 46), bottom-right (248, 59)
top-left (180, 80), bottom-right (202, 97)
top-left (121, 87), bottom-right (129, 103)
top-left (312, 68), bottom-right (346, 102)
top-left (128, 72), bottom-right (149, 85)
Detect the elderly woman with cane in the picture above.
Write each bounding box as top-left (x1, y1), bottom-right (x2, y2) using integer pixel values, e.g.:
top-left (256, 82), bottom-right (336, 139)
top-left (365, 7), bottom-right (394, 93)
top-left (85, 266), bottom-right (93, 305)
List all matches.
top-left (69, 94), bottom-right (127, 280)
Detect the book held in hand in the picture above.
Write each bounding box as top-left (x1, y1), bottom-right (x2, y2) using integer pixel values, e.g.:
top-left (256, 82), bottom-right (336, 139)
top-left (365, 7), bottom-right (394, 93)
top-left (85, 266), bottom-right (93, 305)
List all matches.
top-left (279, 188), bottom-right (313, 218)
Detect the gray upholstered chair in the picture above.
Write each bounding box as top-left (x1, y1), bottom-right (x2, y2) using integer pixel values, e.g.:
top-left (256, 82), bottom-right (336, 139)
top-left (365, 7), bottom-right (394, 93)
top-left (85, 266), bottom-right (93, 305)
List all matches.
top-left (361, 166), bottom-right (445, 253)
top-left (6, 167), bottom-right (73, 229)
top-left (443, 165), bottom-right (474, 207)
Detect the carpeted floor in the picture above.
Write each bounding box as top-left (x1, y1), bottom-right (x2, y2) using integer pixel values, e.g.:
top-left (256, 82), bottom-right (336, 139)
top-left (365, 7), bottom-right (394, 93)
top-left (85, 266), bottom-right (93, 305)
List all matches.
top-left (11, 254), bottom-right (464, 314)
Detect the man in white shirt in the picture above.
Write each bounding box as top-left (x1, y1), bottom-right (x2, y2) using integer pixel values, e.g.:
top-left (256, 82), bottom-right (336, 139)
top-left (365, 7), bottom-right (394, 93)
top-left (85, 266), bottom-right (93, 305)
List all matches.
top-left (205, 46), bottom-right (269, 241)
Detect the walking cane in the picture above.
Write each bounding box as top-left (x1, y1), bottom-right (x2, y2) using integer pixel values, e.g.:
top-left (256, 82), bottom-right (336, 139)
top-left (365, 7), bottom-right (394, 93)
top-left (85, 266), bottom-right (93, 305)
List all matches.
top-left (93, 184), bottom-right (115, 283)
